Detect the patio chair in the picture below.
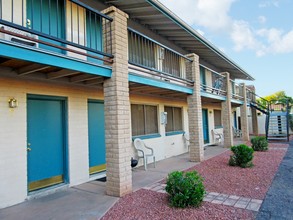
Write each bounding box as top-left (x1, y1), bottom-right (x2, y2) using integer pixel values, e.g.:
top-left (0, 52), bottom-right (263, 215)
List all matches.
top-left (212, 77), bottom-right (224, 95)
top-left (133, 138), bottom-right (156, 171)
top-left (183, 132), bottom-right (190, 150)
top-left (212, 129), bottom-right (223, 145)
top-left (233, 127), bottom-right (242, 138)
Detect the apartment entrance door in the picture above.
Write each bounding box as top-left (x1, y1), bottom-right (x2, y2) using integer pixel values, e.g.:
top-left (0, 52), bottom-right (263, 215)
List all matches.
top-left (202, 109), bottom-right (209, 144)
top-left (27, 95), bottom-right (66, 191)
top-left (88, 101), bottom-right (106, 174)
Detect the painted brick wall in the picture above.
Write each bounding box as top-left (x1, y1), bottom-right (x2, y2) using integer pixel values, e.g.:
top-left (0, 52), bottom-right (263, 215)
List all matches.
top-left (0, 77), bottom-right (27, 208)
top-left (0, 73), bottom-right (103, 208)
top-left (130, 95), bottom-right (189, 164)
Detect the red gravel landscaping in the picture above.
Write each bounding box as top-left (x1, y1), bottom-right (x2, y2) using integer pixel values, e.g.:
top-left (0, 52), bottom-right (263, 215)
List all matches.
top-left (185, 148), bottom-right (287, 199)
top-left (101, 142), bottom-right (288, 220)
top-left (101, 189), bottom-right (255, 220)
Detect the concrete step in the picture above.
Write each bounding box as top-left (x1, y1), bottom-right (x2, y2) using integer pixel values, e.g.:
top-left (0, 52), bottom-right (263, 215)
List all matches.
top-left (267, 134), bottom-right (288, 137)
top-left (267, 137), bottom-right (288, 140)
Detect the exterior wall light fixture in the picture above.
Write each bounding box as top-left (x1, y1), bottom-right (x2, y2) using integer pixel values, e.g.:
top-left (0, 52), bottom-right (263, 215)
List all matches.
top-left (8, 98), bottom-right (18, 108)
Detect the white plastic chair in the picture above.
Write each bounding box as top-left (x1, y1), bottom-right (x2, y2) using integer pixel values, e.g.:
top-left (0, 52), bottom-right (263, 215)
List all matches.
top-left (212, 129), bottom-right (223, 145)
top-left (183, 132), bottom-right (190, 150)
top-left (233, 127), bottom-right (242, 138)
top-left (133, 138), bottom-right (156, 171)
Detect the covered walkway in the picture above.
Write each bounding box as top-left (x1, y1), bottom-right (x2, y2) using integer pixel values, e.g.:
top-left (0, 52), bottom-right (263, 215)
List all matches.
top-left (0, 146), bottom-right (227, 220)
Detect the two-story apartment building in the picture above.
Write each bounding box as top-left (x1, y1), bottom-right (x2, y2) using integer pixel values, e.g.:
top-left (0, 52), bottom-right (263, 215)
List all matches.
top-left (0, 0), bottom-right (258, 208)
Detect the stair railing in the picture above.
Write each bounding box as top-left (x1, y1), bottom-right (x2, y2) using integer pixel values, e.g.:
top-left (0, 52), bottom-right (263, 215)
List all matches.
top-left (286, 100), bottom-right (290, 141)
top-left (265, 103), bottom-right (270, 140)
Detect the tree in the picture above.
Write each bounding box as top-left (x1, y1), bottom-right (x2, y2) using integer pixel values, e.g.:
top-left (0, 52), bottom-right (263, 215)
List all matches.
top-left (257, 91), bottom-right (293, 131)
top-left (257, 91), bottom-right (293, 108)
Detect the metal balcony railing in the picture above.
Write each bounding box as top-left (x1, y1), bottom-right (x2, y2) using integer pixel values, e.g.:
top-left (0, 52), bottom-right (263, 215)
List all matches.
top-left (0, 0), bottom-right (113, 64)
top-left (128, 28), bottom-right (193, 83)
top-left (246, 87), bottom-right (254, 102)
top-left (200, 64), bottom-right (227, 97)
top-left (230, 80), bottom-right (244, 101)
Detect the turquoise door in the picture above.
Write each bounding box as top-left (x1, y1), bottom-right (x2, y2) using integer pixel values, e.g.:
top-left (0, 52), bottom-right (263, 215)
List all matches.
top-left (88, 101), bottom-right (106, 174)
top-left (234, 111), bottom-right (237, 128)
top-left (27, 96), bottom-right (66, 191)
top-left (202, 109), bottom-right (209, 144)
top-left (27, 0), bottom-right (65, 53)
top-left (200, 66), bottom-right (206, 91)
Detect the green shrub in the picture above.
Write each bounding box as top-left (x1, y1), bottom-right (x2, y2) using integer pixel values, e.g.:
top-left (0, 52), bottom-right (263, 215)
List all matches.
top-left (251, 136), bottom-right (268, 151)
top-left (165, 171), bottom-right (205, 208)
top-left (229, 144), bottom-right (254, 168)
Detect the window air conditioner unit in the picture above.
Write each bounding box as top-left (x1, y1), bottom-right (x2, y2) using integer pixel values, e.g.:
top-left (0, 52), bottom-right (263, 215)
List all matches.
top-left (0, 25), bottom-right (38, 47)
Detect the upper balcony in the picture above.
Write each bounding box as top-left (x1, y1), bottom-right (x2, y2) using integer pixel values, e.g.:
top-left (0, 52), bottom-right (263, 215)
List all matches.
top-left (199, 65), bottom-right (227, 101)
top-left (230, 80), bottom-right (244, 104)
top-left (127, 28), bottom-right (194, 97)
top-left (0, 0), bottom-right (113, 82)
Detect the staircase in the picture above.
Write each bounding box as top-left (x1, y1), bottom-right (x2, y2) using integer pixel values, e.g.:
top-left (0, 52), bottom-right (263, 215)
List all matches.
top-left (249, 97), bottom-right (290, 142)
top-left (267, 112), bottom-right (289, 141)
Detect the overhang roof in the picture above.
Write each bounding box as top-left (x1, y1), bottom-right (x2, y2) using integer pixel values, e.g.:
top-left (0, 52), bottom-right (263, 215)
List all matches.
top-left (103, 0), bottom-right (254, 80)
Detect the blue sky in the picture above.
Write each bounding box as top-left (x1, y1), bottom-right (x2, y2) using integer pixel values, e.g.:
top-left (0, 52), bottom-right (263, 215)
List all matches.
top-left (159, 0), bottom-right (293, 98)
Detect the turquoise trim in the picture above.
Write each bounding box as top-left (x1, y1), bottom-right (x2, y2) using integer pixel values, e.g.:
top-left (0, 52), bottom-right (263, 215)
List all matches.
top-left (0, 41), bottom-right (112, 77)
top-left (166, 131), bottom-right (184, 136)
top-left (129, 73), bottom-right (193, 94)
top-left (231, 99), bottom-right (244, 105)
top-left (201, 91), bottom-right (226, 101)
top-left (132, 134), bottom-right (161, 141)
top-left (27, 94), bottom-right (67, 101)
top-left (214, 125), bottom-right (223, 129)
top-left (88, 99), bottom-right (104, 104)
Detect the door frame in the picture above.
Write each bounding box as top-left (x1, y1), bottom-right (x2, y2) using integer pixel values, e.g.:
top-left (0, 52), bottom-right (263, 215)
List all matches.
top-left (26, 94), bottom-right (68, 192)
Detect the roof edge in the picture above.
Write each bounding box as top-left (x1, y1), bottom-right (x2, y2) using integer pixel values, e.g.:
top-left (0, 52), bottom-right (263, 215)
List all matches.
top-left (147, 0), bottom-right (255, 81)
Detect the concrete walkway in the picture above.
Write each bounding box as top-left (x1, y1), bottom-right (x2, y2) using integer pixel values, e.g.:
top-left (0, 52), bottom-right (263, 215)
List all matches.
top-left (0, 145), bottom-right (227, 220)
top-left (257, 140), bottom-right (293, 220)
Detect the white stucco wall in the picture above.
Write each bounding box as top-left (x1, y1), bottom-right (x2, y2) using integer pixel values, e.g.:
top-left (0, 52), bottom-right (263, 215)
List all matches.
top-left (249, 114), bottom-right (292, 135)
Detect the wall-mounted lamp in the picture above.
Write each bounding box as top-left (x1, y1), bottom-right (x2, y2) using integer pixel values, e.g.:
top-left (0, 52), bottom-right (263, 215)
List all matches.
top-left (8, 98), bottom-right (18, 108)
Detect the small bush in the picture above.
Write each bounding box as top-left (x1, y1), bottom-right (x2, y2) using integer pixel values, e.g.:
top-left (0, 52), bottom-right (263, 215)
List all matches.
top-left (251, 136), bottom-right (268, 151)
top-left (229, 144), bottom-right (254, 168)
top-left (165, 171), bottom-right (205, 208)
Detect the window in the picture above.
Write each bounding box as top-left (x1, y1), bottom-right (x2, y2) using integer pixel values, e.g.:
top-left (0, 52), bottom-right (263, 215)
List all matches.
top-left (214, 110), bottom-right (222, 128)
top-left (131, 104), bottom-right (158, 136)
top-left (165, 106), bottom-right (183, 132)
